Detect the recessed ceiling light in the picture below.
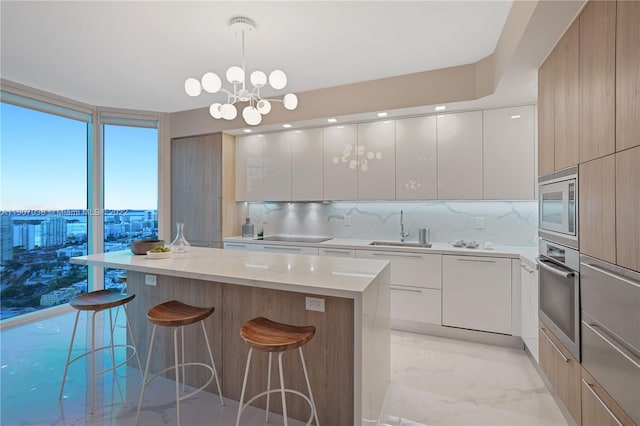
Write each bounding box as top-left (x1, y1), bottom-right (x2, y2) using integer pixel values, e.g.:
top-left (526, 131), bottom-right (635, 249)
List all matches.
top-left (257, 134), bottom-right (264, 137)
top-left (327, 118), bottom-right (337, 123)
top-left (295, 130), bottom-right (302, 133)
top-left (377, 112), bottom-right (388, 117)
top-left (282, 124), bottom-right (292, 128)
top-left (511, 115), bottom-right (521, 119)
top-left (337, 126), bottom-right (344, 129)
top-left (435, 105), bottom-right (446, 111)
top-left (242, 129), bottom-right (253, 133)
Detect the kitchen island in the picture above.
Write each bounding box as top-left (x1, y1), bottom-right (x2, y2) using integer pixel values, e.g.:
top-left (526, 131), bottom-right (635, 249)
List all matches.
top-left (71, 247), bottom-right (390, 425)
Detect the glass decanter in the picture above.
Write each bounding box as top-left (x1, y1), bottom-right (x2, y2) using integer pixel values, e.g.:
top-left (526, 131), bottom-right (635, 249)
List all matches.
top-left (170, 222), bottom-right (191, 253)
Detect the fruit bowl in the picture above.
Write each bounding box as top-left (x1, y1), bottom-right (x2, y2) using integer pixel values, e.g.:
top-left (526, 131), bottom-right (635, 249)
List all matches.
top-left (146, 250), bottom-right (172, 259)
top-left (130, 239), bottom-right (164, 255)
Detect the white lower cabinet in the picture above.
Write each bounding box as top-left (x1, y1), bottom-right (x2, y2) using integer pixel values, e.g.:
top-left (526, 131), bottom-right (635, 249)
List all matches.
top-left (319, 248), bottom-right (356, 258)
top-left (223, 242), bottom-right (262, 252)
top-left (442, 255), bottom-right (512, 334)
top-left (520, 261), bottom-right (539, 361)
top-left (223, 243), bottom-right (318, 255)
top-left (357, 249), bottom-right (442, 326)
top-left (391, 286), bottom-right (441, 324)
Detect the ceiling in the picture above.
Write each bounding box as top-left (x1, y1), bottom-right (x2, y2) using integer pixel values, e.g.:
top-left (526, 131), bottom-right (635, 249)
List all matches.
top-left (1, 1), bottom-right (513, 113)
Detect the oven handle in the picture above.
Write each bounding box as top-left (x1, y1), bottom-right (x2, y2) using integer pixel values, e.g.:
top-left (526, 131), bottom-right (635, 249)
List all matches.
top-left (536, 257), bottom-right (575, 278)
top-left (540, 327), bottom-right (570, 363)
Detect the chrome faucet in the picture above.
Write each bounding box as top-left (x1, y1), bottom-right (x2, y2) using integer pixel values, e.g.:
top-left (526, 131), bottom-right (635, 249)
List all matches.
top-left (400, 210), bottom-right (410, 242)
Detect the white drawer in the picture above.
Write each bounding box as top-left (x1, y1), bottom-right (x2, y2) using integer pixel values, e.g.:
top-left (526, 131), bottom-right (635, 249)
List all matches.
top-left (260, 245), bottom-right (319, 256)
top-left (391, 286), bottom-right (441, 325)
top-left (356, 250), bottom-right (442, 289)
top-left (319, 248), bottom-right (356, 258)
top-left (223, 242), bottom-right (262, 252)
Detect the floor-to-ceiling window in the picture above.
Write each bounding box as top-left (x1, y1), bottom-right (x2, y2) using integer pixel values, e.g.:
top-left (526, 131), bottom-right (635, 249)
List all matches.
top-left (102, 121), bottom-right (158, 292)
top-left (0, 99), bottom-right (90, 320)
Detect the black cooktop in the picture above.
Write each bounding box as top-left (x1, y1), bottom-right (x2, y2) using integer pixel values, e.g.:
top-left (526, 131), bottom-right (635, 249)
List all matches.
top-left (262, 235), bottom-right (332, 243)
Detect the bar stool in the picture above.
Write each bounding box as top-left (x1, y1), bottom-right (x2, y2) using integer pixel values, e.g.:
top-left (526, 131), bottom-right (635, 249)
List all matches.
top-left (135, 300), bottom-right (224, 426)
top-left (236, 317), bottom-right (320, 426)
top-left (59, 290), bottom-right (142, 414)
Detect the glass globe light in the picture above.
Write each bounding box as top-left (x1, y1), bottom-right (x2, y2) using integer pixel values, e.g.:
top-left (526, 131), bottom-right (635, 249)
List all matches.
top-left (209, 103), bottom-right (222, 119)
top-left (220, 103), bottom-right (238, 120)
top-left (242, 106), bottom-right (262, 126)
top-left (256, 99), bottom-right (272, 115)
top-left (226, 66), bottom-right (244, 84)
top-left (283, 93), bottom-right (298, 110)
top-left (185, 78), bottom-right (202, 97)
top-left (201, 72), bottom-right (222, 93)
top-left (269, 70), bottom-right (287, 90)
top-left (250, 71), bottom-right (267, 88)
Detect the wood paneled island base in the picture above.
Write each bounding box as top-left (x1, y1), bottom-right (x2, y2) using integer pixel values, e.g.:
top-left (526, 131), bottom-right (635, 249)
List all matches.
top-left (72, 248), bottom-right (390, 425)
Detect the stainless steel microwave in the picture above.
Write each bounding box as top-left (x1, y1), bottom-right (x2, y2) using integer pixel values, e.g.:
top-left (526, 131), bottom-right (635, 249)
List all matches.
top-left (538, 166), bottom-right (578, 249)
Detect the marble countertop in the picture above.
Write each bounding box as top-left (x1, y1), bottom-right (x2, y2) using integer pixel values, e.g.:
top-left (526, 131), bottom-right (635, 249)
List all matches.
top-left (71, 247), bottom-right (390, 298)
top-left (224, 236), bottom-right (539, 267)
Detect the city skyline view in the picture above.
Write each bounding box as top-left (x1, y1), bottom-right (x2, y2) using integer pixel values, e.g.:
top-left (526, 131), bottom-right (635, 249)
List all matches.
top-left (1, 100), bottom-right (159, 321)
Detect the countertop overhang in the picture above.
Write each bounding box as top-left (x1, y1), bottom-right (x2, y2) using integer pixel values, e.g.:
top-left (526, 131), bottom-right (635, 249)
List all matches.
top-left (71, 247), bottom-right (390, 299)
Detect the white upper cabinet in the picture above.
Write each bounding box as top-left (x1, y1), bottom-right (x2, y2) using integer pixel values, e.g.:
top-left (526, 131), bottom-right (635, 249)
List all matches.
top-left (437, 111), bottom-right (483, 199)
top-left (395, 116), bottom-right (437, 200)
top-left (323, 124), bottom-right (358, 200)
top-left (291, 128), bottom-right (324, 201)
top-left (483, 106), bottom-right (535, 199)
top-left (236, 134), bottom-right (264, 202)
top-left (357, 121), bottom-right (396, 200)
top-left (262, 132), bottom-right (292, 201)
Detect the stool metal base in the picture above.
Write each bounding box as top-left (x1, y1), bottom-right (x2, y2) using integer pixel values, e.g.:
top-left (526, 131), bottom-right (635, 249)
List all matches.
top-left (236, 348), bottom-right (320, 426)
top-left (58, 304), bottom-right (142, 415)
top-left (135, 321), bottom-right (224, 426)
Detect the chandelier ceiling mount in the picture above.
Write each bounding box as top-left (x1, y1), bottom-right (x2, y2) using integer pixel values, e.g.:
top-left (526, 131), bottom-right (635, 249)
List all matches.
top-left (184, 16), bottom-right (298, 126)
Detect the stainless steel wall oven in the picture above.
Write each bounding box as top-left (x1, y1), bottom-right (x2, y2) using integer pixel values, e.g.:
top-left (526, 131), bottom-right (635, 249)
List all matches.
top-left (538, 239), bottom-right (581, 360)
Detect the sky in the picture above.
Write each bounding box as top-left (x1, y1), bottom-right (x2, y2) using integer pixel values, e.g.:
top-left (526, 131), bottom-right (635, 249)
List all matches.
top-left (1, 102), bottom-right (158, 210)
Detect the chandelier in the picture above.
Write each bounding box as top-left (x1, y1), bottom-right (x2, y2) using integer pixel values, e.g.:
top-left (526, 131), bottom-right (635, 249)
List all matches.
top-left (184, 17), bottom-right (298, 126)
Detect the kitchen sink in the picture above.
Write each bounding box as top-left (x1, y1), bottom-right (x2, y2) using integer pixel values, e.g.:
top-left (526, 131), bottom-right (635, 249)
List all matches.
top-left (369, 241), bottom-right (432, 248)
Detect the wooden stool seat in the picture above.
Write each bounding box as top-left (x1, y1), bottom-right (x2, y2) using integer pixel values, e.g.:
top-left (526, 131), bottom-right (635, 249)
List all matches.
top-left (69, 289), bottom-right (135, 311)
top-left (146, 300), bottom-right (215, 327)
top-left (240, 317), bottom-right (316, 353)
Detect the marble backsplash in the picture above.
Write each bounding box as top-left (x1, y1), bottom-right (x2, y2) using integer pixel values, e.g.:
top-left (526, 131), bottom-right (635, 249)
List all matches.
top-left (242, 201), bottom-right (539, 247)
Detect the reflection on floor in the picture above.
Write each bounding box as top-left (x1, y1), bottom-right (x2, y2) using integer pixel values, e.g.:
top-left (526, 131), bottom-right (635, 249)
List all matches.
top-left (1, 311), bottom-right (567, 425)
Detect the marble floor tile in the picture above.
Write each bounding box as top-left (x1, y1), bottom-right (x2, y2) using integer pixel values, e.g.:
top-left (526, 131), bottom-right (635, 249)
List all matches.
top-left (2, 311), bottom-right (567, 426)
top-left (380, 331), bottom-right (568, 426)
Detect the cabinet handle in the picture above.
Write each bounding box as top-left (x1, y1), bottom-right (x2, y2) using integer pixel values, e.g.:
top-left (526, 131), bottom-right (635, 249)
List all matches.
top-left (263, 246), bottom-right (302, 251)
top-left (583, 321), bottom-right (640, 369)
top-left (520, 264), bottom-right (534, 274)
top-left (390, 287), bottom-right (422, 294)
top-left (372, 253), bottom-right (422, 259)
top-left (322, 249), bottom-right (352, 254)
top-left (537, 258), bottom-right (574, 278)
top-left (581, 379), bottom-right (623, 426)
top-left (226, 244), bottom-right (247, 248)
top-left (456, 258), bottom-right (496, 263)
top-left (580, 262), bottom-right (640, 290)
top-left (540, 327), bottom-right (570, 363)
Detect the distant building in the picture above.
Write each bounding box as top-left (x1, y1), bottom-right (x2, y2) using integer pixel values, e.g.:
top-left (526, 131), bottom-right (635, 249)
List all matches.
top-left (144, 210), bottom-right (157, 221)
top-left (40, 217), bottom-right (67, 247)
top-left (39, 286), bottom-right (81, 306)
top-left (1, 216), bottom-right (13, 264)
top-left (56, 246), bottom-right (86, 258)
top-left (13, 224), bottom-right (36, 250)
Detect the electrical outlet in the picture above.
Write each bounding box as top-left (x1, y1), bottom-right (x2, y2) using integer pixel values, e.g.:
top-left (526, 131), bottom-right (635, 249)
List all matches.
top-left (305, 297), bottom-right (325, 312)
top-left (145, 275), bottom-right (157, 286)
top-left (343, 214), bottom-right (351, 226)
top-left (475, 217), bottom-right (485, 230)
